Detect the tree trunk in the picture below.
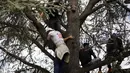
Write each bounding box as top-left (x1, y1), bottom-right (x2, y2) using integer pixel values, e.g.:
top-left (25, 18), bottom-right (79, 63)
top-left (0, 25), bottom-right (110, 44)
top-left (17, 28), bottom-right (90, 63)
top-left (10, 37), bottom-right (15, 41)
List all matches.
top-left (66, 0), bottom-right (80, 73)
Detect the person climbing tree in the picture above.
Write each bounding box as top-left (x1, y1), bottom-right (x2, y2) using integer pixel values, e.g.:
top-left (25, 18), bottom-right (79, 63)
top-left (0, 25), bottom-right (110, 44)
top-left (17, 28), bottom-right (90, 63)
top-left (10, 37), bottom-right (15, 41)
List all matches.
top-left (79, 43), bottom-right (100, 73)
top-left (106, 33), bottom-right (124, 73)
top-left (106, 33), bottom-right (123, 56)
top-left (46, 27), bottom-right (73, 73)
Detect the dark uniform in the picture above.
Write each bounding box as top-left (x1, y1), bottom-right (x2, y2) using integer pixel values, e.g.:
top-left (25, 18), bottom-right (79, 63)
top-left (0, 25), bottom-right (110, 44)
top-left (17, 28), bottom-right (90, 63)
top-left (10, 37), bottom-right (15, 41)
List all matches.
top-left (79, 43), bottom-right (96, 73)
top-left (106, 34), bottom-right (123, 56)
top-left (79, 48), bottom-right (96, 67)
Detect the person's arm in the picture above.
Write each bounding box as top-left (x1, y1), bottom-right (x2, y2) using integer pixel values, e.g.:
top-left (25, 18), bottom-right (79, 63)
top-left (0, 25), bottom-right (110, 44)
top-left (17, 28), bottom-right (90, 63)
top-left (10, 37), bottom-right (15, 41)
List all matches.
top-left (44, 32), bottom-right (52, 48)
top-left (64, 35), bottom-right (73, 41)
top-left (47, 35), bottom-right (51, 40)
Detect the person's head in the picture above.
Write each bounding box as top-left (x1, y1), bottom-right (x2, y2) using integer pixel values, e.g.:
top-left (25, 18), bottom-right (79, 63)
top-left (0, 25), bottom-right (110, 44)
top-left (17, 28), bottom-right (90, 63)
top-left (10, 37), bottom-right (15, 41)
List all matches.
top-left (110, 33), bottom-right (117, 39)
top-left (83, 43), bottom-right (89, 48)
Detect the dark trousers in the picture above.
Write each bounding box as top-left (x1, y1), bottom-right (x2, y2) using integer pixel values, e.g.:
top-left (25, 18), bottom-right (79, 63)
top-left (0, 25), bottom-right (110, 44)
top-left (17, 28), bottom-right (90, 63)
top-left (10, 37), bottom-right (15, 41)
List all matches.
top-left (54, 57), bottom-right (64, 73)
top-left (82, 64), bottom-right (90, 73)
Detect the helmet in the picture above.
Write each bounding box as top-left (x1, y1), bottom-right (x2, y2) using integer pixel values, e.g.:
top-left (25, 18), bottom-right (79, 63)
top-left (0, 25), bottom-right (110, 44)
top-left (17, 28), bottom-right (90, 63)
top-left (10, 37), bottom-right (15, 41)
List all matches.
top-left (83, 43), bottom-right (89, 47)
top-left (111, 33), bottom-right (117, 38)
top-left (45, 27), bottom-right (54, 32)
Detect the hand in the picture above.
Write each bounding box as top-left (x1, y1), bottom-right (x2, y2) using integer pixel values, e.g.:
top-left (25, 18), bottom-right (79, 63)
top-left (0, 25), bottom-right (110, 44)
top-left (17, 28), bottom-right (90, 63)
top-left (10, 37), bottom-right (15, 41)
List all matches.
top-left (40, 12), bottom-right (44, 17)
top-left (69, 35), bottom-right (74, 39)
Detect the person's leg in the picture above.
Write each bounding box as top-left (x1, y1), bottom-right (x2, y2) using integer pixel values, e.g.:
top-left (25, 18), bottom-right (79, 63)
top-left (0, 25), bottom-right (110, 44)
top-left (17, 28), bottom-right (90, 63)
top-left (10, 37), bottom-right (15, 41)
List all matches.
top-left (55, 45), bottom-right (70, 73)
top-left (59, 58), bottom-right (65, 73)
top-left (82, 64), bottom-right (90, 73)
top-left (98, 66), bottom-right (102, 73)
top-left (60, 53), bottom-right (70, 73)
top-left (54, 57), bottom-right (60, 73)
top-left (108, 64), bottom-right (111, 69)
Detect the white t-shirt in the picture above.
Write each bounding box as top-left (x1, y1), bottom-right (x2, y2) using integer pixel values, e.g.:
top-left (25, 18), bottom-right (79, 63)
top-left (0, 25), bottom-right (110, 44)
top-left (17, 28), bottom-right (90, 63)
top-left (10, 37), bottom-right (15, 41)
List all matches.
top-left (47, 30), bottom-right (64, 46)
top-left (47, 30), bottom-right (70, 63)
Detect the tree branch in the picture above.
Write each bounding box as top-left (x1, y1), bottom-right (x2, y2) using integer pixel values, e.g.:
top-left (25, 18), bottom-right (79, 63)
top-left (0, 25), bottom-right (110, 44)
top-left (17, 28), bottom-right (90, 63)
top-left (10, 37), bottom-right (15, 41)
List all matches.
top-left (0, 21), bottom-right (37, 33)
top-left (81, 26), bottom-right (106, 52)
top-left (0, 46), bottom-right (50, 73)
top-left (23, 7), bottom-right (47, 41)
top-left (116, 1), bottom-right (130, 12)
top-left (79, 0), bottom-right (101, 25)
top-left (79, 50), bottom-right (130, 73)
top-left (79, 0), bottom-right (116, 25)
top-left (0, 20), bottom-right (55, 61)
top-left (29, 37), bottom-right (55, 61)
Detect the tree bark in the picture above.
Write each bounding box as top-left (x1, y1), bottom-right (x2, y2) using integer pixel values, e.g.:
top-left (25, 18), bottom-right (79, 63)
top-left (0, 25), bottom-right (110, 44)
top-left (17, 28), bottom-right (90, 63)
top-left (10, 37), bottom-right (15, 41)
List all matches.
top-left (66, 0), bottom-right (80, 73)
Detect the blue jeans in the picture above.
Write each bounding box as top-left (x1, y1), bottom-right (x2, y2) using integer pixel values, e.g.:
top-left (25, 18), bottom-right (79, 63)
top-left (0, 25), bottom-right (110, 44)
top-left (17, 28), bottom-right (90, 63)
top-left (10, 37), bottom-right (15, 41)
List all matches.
top-left (54, 57), bottom-right (64, 73)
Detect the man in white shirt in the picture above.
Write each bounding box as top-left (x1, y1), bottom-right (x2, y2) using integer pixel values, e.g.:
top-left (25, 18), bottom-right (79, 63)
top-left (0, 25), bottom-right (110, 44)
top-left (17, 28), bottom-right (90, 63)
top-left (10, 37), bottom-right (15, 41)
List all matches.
top-left (46, 27), bottom-right (73, 73)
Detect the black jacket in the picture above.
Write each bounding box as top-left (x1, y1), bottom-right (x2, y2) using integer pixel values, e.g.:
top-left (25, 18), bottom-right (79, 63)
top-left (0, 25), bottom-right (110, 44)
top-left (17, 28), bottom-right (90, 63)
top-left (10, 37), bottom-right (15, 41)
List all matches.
top-left (79, 48), bottom-right (96, 67)
top-left (107, 37), bottom-right (123, 53)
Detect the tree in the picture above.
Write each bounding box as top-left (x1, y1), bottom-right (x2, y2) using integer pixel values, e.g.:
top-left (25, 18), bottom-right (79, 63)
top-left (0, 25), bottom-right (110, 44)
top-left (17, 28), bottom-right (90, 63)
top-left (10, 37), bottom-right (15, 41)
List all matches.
top-left (0, 0), bottom-right (130, 73)
top-left (124, 0), bottom-right (130, 4)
